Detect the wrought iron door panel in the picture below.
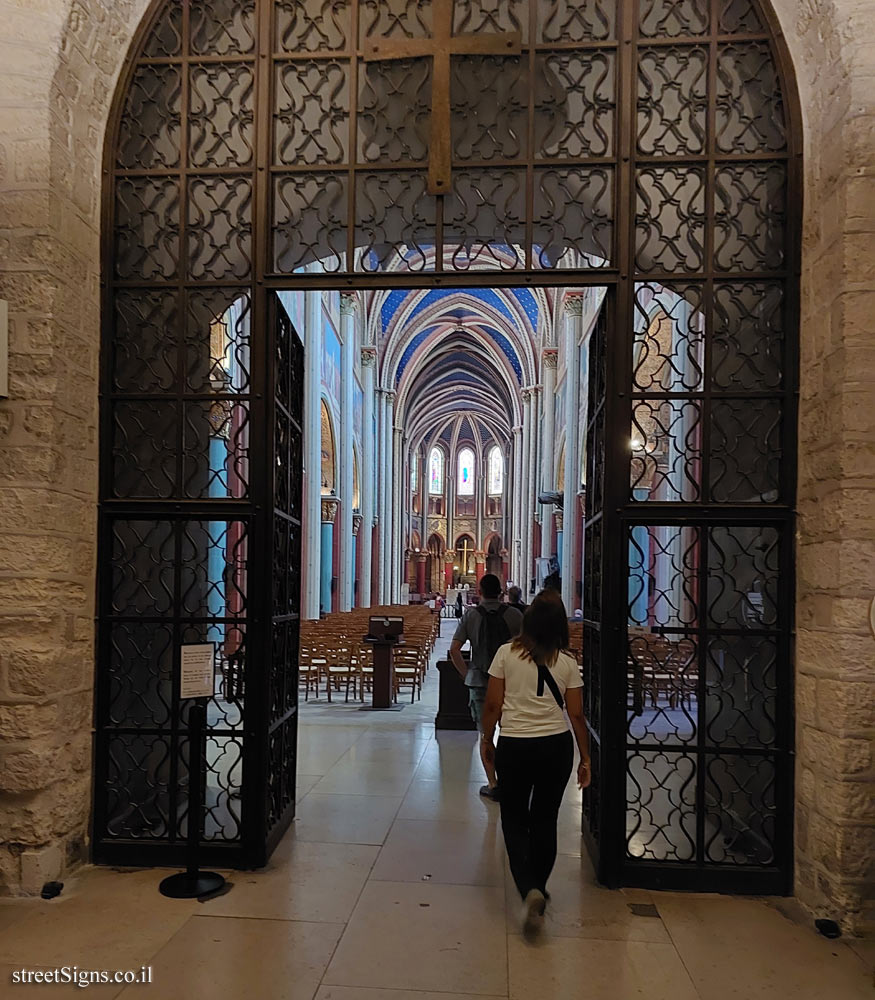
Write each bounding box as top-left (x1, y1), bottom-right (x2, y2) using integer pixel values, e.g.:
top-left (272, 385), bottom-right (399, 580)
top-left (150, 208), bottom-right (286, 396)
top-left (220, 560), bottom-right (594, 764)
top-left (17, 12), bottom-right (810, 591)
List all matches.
top-left (266, 296), bottom-right (304, 849)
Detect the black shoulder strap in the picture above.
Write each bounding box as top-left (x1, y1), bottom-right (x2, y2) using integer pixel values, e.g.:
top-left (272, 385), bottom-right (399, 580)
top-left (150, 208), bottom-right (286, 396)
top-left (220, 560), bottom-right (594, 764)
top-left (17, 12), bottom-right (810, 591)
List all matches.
top-left (536, 663), bottom-right (564, 709)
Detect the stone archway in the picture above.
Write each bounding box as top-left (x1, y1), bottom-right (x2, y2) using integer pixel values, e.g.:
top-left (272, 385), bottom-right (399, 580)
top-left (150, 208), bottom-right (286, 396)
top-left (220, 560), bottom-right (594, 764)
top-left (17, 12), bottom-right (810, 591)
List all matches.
top-left (0, 0), bottom-right (870, 931)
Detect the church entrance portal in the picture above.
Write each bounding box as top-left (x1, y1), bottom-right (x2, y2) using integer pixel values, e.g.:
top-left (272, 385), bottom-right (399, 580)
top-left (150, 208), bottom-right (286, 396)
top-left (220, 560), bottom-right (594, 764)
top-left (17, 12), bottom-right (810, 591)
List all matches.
top-left (97, 0), bottom-right (800, 894)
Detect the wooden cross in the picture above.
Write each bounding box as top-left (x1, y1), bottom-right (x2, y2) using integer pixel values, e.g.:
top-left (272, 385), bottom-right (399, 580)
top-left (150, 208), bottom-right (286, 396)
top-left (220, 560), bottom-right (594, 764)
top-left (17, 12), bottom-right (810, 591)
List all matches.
top-left (363, 0), bottom-right (521, 195)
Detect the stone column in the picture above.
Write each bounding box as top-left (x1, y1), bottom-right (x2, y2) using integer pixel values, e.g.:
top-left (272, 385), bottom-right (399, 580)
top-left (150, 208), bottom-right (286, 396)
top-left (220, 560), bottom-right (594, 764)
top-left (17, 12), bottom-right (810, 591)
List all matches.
top-left (320, 498), bottom-right (339, 615)
top-left (359, 347), bottom-right (377, 607)
top-left (476, 471), bottom-right (484, 557)
top-left (475, 551), bottom-right (486, 584)
top-left (555, 510), bottom-right (564, 571)
top-left (416, 552), bottom-right (427, 595)
top-left (540, 350), bottom-right (558, 560)
top-left (511, 425), bottom-right (523, 584)
top-left (445, 549), bottom-right (456, 590)
top-left (378, 389), bottom-right (395, 605)
top-left (526, 387), bottom-right (541, 595)
top-left (447, 442), bottom-right (456, 562)
top-left (561, 294), bottom-right (583, 612)
top-left (339, 293), bottom-right (356, 612)
top-left (519, 391), bottom-right (531, 595)
top-left (303, 291), bottom-right (323, 620)
top-left (352, 513), bottom-right (362, 607)
top-left (376, 390), bottom-right (386, 604)
top-left (392, 422), bottom-right (403, 604)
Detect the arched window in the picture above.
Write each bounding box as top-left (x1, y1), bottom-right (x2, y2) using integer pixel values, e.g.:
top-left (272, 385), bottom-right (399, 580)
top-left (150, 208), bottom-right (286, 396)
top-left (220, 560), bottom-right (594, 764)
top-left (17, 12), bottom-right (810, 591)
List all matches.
top-left (487, 446), bottom-right (504, 496)
top-left (410, 450), bottom-right (418, 493)
top-left (457, 447), bottom-right (475, 497)
top-left (428, 447), bottom-right (444, 496)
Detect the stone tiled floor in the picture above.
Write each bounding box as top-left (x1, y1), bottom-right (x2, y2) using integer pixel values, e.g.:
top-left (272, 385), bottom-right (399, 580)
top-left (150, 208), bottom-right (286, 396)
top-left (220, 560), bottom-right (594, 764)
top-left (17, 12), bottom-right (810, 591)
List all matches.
top-left (1, 621), bottom-right (872, 998)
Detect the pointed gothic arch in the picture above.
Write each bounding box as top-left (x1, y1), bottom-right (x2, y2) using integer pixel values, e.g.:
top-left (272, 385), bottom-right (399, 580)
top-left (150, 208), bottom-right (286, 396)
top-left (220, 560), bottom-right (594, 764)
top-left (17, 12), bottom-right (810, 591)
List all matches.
top-left (97, 0), bottom-right (802, 894)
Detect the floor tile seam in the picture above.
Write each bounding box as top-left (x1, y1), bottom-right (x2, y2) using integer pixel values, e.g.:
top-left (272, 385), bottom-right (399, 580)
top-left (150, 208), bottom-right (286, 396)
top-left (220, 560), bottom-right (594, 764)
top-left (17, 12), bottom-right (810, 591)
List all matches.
top-left (368, 874), bottom-right (505, 889)
top-left (312, 807), bottom-right (398, 997)
top-left (652, 909), bottom-right (708, 1000)
top-left (0, 906), bottom-right (201, 970)
top-left (190, 911), bottom-right (347, 931)
top-left (289, 837), bottom-right (396, 848)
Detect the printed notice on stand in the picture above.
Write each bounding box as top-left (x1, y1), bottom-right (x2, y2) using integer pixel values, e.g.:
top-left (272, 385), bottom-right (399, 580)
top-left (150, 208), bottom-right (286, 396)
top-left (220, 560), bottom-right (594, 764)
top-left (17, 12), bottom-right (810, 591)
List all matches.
top-left (180, 643), bottom-right (215, 700)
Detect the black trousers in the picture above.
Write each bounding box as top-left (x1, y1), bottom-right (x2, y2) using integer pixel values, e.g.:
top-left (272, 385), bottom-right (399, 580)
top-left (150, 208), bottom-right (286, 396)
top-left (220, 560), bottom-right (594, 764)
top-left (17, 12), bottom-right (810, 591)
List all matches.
top-left (495, 731), bottom-right (574, 900)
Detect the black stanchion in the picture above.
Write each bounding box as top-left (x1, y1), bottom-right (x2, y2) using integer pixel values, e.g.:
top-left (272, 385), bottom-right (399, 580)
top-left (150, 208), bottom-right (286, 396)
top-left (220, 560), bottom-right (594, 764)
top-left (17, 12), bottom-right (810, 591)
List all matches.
top-left (159, 700), bottom-right (226, 899)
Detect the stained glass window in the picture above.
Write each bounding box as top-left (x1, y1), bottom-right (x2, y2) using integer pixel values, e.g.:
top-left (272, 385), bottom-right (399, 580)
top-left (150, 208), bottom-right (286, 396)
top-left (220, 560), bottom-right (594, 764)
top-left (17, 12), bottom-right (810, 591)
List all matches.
top-left (428, 447), bottom-right (444, 496)
top-left (410, 451), bottom-right (418, 493)
top-left (457, 447), bottom-right (475, 497)
top-left (487, 446), bottom-right (504, 496)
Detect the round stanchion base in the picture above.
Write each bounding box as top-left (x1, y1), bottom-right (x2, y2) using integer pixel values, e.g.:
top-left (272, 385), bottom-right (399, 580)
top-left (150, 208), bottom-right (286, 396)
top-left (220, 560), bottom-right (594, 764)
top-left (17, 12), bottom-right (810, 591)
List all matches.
top-left (159, 871), bottom-right (225, 899)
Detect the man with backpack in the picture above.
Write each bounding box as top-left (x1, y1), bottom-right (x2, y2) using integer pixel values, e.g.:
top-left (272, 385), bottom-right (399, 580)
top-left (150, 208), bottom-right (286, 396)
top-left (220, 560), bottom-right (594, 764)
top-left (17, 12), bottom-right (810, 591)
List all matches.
top-left (449, 573), bottom-right (524, 800)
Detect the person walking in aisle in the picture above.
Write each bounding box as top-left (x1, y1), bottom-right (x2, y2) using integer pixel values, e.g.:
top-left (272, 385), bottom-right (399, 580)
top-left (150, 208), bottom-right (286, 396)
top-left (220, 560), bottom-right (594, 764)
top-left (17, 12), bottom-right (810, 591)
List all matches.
top-left (449, 573), bottom-right (523, 800)
top-left (506, 585), bottom-right (527, 613)
top-left (479, 588), bottom-right (590, 935)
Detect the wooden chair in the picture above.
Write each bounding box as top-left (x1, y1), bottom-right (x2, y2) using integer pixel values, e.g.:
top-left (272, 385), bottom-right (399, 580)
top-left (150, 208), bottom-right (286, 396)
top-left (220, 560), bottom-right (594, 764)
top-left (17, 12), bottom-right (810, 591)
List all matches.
top-left (393, 645), bottom-right (422, 703)
top-left (299, 645), bottom-right (320, 701)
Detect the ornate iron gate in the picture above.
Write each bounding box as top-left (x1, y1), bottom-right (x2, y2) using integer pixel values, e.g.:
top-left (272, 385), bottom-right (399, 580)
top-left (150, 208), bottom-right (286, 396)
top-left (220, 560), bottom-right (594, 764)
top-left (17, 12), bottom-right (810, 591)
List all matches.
top-left (97, 0), bottom-right (800, 887)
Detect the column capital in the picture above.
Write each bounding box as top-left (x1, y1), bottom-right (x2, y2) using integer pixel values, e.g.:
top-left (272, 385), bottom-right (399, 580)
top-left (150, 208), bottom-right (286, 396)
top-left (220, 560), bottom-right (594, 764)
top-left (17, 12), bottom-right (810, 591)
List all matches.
top-left (340, 292), bottom-right (357, 315)
top-left (361, 347), bottom-right (377, 367)
top-left (554, 511), bottom-right (564, 532)
top-left (512, 425), bottom-right (523, 435)
top-left (416, 552), bottom-right (428, 563)
top-left (352, 513), bottom-right (363, 536)
top-left (321, 497), bottom-right (340, 523)
top-left (445, 549), bottom-right (456, 563)
top-left (521, 388), bottom-right (531, 402)
top-left (564, 293), bottom-right (585, 317)
top-left (578, 489), bottom-right (586, 516)
top-left (542, 349), bottom-right (559, 370)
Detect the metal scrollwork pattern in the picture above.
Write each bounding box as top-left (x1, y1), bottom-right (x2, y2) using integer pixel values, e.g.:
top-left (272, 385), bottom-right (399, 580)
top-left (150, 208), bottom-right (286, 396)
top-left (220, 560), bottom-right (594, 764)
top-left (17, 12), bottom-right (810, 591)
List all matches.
top-left (538, 52), bottom-right (615, 159)
top-left (533, 166), bottom-right (613, 268)
top-left (445, 169), bottom-right (527, 270)
top-left (189, 64), bottom-right (255, 168)
top-left (714, 163), bottom-right (786, 272)
top-left (637, 46), bottom-right (707, 157)
top-left (355, 172), bottom-right (436, 271)
top-left (274, 173), bottom-right (348, 273)
top-left (539, 0), bottom-right (615, 42)
top-left (632, 282), bottom-right (705, 393)
top-left (190, 0), bottom-right (257, 55)
top-left (276, 61), bottom-right (350, 165)
top-left (636, 167), bottom-right (706, 273)
top-left (117, 66), bottom-right (182, 170)
top-left (452, 56), bottom-right (528, 161)
top-left (639, 0), bottom-right (709, 37)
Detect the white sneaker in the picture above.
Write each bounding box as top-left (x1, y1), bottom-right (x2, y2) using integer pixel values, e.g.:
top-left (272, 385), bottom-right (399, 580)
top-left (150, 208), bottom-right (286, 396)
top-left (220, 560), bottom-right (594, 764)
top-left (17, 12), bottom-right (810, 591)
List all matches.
top-left (522, 889), bottom-right (546, 936)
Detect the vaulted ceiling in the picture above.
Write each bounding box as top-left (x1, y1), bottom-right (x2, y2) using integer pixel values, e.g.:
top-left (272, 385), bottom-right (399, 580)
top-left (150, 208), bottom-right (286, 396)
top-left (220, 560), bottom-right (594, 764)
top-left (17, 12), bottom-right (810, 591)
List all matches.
top-left (370, 287), bottom-right (549, 453)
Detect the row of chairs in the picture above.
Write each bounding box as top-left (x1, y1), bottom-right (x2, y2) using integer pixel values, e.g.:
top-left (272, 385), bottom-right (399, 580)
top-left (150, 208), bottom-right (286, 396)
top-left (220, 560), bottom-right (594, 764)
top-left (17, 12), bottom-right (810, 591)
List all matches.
top-left (627, 628), bottom-right (698, 713)
top-left (299, 606), bottom-right (440, 704)
top-left (567, 621), bottom-right (697, 712)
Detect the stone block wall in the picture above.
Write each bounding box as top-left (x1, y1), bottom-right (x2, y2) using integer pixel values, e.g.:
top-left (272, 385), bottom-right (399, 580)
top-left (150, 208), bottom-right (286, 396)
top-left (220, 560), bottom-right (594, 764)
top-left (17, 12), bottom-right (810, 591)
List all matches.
top-left (0, 0), bottom-right (149, 894)
top-left (772, 0), bottom-right (875, 933)
top-left (0, 0), bottom-right (871, 933)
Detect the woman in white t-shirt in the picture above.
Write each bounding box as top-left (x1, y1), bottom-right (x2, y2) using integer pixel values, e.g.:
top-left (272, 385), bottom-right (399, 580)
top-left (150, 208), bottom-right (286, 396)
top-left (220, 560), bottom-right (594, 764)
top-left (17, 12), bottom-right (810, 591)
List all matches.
top-left (480, 588), bottom-right (591, 935)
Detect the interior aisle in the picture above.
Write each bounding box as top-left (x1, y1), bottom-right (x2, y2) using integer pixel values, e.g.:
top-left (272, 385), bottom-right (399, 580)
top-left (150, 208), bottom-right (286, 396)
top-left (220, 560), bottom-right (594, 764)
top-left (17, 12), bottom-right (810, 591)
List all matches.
top-left (0, 620), bottom-right (870, 999)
